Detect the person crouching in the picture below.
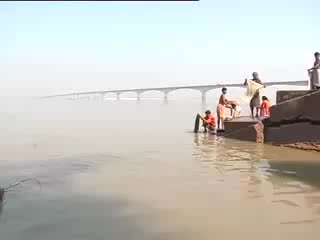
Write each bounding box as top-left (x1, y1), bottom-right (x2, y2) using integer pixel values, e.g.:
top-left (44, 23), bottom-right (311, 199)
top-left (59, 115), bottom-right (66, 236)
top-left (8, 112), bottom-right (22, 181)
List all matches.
top-left (202, 110), bottom-right (216, 133)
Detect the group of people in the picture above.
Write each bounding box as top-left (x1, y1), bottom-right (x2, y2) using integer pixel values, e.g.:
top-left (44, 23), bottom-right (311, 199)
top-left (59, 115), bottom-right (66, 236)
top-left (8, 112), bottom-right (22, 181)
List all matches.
top-left (201, 72), bottom-right (271, 133)
top-left (199, 52), bottom-right (320, 133)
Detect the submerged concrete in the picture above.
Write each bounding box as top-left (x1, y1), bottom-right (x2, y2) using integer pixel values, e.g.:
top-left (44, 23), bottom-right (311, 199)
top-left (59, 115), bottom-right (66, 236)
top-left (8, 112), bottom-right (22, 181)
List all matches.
top-left (277, 142), bottom-right (320, 151)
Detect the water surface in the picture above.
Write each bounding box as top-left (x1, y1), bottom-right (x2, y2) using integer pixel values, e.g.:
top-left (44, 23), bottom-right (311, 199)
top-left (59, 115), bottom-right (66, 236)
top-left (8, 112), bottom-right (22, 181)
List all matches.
top-left (0, 96), bottom-right (320, 240)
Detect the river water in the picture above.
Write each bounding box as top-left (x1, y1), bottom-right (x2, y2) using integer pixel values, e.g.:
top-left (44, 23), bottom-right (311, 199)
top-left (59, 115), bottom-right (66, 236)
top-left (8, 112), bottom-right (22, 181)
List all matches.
top-left (0, 94), bottom-right (320, 240)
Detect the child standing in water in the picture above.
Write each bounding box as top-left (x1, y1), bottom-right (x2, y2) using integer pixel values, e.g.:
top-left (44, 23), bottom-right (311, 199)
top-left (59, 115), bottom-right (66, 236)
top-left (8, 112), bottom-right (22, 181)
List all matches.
top-left (260, 96), bottom-right (271, 117)
top-left (216, 87), bottom-right (231, 129)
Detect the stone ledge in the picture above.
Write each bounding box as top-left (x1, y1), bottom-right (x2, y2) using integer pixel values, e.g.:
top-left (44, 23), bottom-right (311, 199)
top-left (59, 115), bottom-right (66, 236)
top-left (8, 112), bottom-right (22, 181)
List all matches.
top-left (270, 90), bottom-right (320, 123)
top-left (276, 90), bottom-right (312, 104)
top-left (224, 121), bottom-right (264, 143)
top-left (265, 122), bottom-right (320, 144)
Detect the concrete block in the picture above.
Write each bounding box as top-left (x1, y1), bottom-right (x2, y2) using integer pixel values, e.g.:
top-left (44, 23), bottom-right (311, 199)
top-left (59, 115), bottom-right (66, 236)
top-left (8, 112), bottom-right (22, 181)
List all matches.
top-left (265, 122), bottom-right (320, 144)
top-left (270, 90), bottom-right (320, 123)
top-left (225, 121), bottom-right (264, 143)
top-left (276, 90), bottom-right (312, 104)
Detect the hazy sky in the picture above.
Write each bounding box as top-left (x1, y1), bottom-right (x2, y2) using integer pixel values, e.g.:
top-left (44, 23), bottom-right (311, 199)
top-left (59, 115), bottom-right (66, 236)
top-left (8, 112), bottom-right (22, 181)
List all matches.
top-left (0, 1), bottom-right (319, 96)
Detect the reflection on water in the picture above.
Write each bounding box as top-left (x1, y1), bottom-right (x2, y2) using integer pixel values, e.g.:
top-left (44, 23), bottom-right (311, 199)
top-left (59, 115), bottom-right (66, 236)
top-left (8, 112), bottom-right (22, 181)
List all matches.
top-left (193, 133), bottom-right (320, 227)
top-left (0, 98), bottom-right (320, 240)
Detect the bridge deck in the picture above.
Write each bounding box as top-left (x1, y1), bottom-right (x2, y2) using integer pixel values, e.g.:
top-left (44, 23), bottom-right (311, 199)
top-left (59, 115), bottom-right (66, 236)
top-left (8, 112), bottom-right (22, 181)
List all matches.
top-left (43, 80), bottom-right (309, 98)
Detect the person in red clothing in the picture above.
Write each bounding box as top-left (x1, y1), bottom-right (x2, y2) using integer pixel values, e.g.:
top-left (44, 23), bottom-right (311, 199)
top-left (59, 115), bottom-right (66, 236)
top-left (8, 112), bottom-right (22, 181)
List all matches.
top-left (202, 110), bottom-right (216, 132)
top-left (260, 96), bottom-right (271, 117)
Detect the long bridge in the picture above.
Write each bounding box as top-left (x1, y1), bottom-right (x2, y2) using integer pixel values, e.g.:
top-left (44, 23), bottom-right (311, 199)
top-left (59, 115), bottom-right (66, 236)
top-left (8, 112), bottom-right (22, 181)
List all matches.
top-left (44, 80), bottom-right (309, 103)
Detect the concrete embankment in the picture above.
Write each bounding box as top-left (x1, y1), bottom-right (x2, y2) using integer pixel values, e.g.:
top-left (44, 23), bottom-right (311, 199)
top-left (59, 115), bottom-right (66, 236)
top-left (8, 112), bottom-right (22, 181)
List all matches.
top-left (224, 90), bottom-right (320, 151)
top-left (223, 117), bottom-right (265, 143)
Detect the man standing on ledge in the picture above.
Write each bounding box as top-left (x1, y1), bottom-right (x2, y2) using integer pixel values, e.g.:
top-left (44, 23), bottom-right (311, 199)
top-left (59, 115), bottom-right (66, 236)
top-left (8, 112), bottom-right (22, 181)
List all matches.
top-left (244, 72), bottom-right (265, 118)
top-left (308, 52), bottom-right (320, 90)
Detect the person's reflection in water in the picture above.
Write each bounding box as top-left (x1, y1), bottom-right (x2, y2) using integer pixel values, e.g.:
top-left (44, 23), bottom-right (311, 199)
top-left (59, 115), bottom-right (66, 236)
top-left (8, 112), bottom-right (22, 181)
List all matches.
top-left (194, 133), bottom-right (200, 146)
top-left (194, 135), bottom-right (271, 197)
top-left (193, 132), bottom-right (216, 146)
top-left (193, 133), bottom-right (320, 224)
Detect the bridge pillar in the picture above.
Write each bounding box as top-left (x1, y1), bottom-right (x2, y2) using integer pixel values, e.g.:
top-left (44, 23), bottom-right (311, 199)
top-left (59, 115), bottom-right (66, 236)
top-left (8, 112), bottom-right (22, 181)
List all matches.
top-left (201, 90), bottom-right (207, 107)
top-left (137, 93), bottom-right (141, 103)
top-left (163, 91), bottom-right (169, 104)
top-left (100, 93), bottom-right (105, 101)
top-left (116, 93), bottom-right (120, 101)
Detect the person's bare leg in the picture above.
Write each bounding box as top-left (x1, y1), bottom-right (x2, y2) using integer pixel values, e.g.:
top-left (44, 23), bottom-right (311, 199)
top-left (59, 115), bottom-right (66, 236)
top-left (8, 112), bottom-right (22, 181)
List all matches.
top-left (226, 105), bottom-right (232, 117)
top-left (203, 122), bottom-right (208, 133)
top-left (250, 106), bottom-right (254, 118)
top-left (255, 107), bottom-right (259, 118)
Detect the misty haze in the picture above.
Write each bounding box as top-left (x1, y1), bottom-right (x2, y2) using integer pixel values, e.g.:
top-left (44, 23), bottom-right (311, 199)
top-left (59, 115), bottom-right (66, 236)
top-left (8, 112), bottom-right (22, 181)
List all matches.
top-left (1, 1), bottom-right (320, 240)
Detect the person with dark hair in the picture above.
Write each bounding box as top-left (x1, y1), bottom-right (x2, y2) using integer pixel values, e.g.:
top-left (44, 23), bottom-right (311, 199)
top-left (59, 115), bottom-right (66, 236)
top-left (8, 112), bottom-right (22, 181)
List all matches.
top-left (202, 110), bottom-right (216, 133)
top-left (260, 96), bottom-right (271, 117)
top-left (308, 52), bottom-right (320, 90)
top-left (244, 72), bottom-right (265, 118)
top-left (193, 110), bottom-right (216, 133)
top-left (216, 87), bottom-right (231, 129)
